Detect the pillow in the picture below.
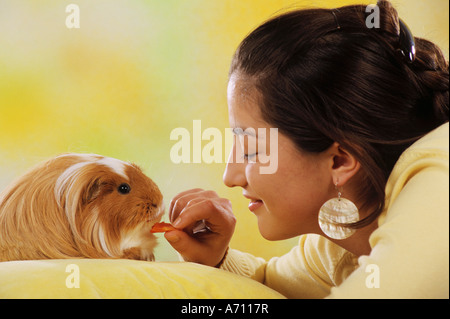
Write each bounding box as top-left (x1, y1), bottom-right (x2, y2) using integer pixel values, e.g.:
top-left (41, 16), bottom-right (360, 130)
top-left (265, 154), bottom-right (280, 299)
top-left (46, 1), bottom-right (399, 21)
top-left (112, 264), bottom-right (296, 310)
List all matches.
top-left (0, 259), bottom-right (285, 299)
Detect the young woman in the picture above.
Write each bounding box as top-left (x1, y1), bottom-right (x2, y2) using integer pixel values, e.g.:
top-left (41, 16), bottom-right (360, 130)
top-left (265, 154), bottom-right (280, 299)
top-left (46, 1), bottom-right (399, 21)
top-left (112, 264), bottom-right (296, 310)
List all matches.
top-left (165, 0), bottom-right (449, 298)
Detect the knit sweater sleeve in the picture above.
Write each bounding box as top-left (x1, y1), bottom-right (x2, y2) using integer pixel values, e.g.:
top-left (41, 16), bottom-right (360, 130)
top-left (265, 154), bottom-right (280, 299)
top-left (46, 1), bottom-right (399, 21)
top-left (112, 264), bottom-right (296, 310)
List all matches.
top-left (220, 234), bottom-right (358, 298)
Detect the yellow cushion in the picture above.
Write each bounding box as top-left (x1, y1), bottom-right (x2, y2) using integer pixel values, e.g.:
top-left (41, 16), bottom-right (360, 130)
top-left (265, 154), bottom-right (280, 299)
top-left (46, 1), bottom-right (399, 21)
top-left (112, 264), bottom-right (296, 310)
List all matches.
top-left (0, 259), bottom-right (285, 299)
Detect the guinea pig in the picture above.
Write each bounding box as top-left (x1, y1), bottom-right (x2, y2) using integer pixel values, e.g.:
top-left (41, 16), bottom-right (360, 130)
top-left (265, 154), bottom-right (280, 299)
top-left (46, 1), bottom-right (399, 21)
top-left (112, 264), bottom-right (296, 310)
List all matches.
top-left (0, 153), bottom-right (164, 262)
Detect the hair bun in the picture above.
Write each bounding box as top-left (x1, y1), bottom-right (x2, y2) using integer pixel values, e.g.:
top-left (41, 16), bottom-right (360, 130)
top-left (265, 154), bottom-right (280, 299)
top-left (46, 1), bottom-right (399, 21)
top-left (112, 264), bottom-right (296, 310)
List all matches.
top-left (408, 37), bottom-right (449, 121)
top-left (375, 0), bottom-right (400, 35)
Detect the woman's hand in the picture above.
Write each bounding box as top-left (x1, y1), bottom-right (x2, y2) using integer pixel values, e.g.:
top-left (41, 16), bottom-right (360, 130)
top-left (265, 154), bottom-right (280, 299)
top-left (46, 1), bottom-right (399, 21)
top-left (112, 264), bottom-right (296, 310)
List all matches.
top-left (165, 188), bottom-right (236, 267)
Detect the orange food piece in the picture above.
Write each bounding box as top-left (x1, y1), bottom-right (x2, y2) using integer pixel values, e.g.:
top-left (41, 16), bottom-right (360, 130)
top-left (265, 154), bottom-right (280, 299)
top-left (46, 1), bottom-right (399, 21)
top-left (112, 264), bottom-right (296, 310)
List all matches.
top-left (151, 222), bottom-right (177, 233)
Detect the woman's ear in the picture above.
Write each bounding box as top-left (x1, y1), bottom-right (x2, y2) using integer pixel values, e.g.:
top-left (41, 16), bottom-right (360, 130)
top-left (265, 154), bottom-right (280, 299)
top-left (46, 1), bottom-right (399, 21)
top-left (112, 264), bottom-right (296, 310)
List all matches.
top-left (328, 142), bottom-right (361, 186)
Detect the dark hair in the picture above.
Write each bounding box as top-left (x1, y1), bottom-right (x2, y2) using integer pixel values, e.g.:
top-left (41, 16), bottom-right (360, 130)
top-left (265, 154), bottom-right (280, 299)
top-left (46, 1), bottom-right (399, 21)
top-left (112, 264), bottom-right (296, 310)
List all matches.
top-left (230, 0), bottom-right (449, 227)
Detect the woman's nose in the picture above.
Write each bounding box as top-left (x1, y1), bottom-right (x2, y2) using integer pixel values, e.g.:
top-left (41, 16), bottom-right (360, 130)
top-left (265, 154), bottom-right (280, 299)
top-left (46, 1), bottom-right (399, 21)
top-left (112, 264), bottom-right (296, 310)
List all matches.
top-left (223, 144), bottom-right (247, 188)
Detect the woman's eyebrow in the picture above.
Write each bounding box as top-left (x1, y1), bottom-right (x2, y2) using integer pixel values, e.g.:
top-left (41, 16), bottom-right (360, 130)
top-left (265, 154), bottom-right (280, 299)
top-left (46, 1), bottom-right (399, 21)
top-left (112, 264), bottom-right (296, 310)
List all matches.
top-left (232, 127), bottom-right (257, 137)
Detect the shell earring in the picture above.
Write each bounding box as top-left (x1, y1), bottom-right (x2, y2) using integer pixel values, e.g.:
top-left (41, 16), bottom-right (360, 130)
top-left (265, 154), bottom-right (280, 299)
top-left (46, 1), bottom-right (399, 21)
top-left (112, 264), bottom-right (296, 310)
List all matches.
top-left (318, 182), bottom-right (359, 240)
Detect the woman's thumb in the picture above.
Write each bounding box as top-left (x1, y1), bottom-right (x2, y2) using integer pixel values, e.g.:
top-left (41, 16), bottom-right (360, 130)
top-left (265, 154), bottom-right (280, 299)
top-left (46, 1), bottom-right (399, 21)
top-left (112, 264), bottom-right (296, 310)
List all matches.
top-left (164, 230), bottom-right (202, 261)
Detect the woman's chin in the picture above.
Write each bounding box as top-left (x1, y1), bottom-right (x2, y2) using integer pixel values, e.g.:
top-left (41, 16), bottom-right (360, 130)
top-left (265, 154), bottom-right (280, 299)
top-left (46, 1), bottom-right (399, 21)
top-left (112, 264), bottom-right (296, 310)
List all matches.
top-left (257, 218), bottom-right (297, 241)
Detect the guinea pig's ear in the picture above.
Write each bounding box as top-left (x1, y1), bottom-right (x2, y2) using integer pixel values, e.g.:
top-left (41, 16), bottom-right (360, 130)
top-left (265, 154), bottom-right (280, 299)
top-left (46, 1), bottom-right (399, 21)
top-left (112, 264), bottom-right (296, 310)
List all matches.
top-left (81, 178), bottom-right (102, 205)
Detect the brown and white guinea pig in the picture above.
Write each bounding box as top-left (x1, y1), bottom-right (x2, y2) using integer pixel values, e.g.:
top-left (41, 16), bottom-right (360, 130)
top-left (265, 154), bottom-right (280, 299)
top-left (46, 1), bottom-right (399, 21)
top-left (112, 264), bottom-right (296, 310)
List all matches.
top-left (0, 153), bottom-right (164, 262)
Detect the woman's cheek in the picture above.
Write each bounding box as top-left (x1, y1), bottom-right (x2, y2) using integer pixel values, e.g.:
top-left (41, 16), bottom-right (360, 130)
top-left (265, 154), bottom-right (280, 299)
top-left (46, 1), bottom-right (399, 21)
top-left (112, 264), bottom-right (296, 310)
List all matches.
top-left (245, 163), bottom-right (265, 192)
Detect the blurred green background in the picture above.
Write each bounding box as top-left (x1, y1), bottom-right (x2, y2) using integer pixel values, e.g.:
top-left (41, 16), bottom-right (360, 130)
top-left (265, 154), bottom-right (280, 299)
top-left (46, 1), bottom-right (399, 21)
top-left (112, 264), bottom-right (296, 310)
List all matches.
top-left (0, 0), bottom-right (448, 261)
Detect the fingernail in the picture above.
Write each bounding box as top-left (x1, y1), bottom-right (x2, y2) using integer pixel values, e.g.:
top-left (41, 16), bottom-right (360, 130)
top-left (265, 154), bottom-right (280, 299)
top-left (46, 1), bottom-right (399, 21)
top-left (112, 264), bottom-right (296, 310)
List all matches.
top-left (165, 232), bottom-right (180, 243)
top-left (173, 218), bottom-right (181, 228)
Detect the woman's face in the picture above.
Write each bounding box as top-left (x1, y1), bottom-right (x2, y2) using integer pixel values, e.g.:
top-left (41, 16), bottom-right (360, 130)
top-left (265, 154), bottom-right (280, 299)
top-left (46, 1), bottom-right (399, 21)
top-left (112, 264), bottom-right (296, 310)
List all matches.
top-left (224, 73), bottom-right (334, 240)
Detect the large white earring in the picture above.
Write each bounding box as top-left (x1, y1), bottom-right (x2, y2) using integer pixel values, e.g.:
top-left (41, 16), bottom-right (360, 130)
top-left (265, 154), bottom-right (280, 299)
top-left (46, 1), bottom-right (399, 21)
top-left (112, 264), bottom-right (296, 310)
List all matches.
top-left (318, 182), bottom-right (359, 240)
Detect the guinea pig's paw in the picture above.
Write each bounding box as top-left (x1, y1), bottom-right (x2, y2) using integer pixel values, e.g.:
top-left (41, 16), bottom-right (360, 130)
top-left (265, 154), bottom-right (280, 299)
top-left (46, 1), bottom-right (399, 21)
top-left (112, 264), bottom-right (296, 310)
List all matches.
top-left (141, 251), bottom-right (155, 261)
top-left (121, 247), bottom-right (154, 261)
top-left (121, 247), bottom-right (143, 260)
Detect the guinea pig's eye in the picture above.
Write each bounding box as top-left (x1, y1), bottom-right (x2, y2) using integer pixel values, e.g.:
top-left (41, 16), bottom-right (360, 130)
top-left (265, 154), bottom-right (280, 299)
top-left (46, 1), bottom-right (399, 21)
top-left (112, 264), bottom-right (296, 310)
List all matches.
top-left (117, 183), bottom-right (131, 195)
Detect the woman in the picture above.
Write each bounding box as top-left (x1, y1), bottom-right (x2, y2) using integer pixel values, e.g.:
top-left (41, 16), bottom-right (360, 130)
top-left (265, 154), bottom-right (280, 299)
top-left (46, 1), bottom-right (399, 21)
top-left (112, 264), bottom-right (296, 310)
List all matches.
top-left (165, 0), bottom-right (449, 298)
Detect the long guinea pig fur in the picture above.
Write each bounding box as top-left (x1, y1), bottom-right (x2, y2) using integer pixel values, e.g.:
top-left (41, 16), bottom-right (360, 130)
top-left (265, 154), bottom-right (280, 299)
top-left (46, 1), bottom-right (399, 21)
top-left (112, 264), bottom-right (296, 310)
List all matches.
top-left (0, 153), bottom-right (164, 262)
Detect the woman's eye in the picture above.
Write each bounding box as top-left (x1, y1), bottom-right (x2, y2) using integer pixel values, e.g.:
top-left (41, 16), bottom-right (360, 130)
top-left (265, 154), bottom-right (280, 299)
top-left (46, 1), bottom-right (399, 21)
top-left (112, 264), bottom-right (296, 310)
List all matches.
top-left (117, 183), bottom-right (131, 194)
top-left (244, 153), bottom-right (258, 160)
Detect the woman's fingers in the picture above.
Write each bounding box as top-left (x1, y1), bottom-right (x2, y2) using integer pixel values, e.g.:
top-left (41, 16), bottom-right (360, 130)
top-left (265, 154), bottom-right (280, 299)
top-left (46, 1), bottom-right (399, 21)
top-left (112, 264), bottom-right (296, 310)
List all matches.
top-left (173, 197), bottom-right (234, 232)
top-left (168, 188), bottom-right (204, 222)
top-left (165, 189), bottom-right (236, 266)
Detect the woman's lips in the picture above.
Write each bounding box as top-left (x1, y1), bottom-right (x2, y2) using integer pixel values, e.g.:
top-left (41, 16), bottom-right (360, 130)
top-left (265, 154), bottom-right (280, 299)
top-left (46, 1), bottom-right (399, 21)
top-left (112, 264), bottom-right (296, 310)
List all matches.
top-left (243, 193), bottom-right (263, 212)
top-left (248, 199), bottom-right (263, 212)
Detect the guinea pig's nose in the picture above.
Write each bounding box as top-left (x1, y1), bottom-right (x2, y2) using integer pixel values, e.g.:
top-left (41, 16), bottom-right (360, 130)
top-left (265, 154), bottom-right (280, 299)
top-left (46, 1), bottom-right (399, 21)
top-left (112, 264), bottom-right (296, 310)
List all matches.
top-left (155, 201), bottom-right (165, 219)
top-left (160, 201), bottom-right (165, 213)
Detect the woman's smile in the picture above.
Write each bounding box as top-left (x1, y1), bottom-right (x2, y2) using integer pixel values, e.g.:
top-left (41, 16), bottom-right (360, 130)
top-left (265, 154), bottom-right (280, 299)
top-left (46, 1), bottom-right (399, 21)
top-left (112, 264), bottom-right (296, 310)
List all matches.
top-left (243, 193), bottom-right (263, 212)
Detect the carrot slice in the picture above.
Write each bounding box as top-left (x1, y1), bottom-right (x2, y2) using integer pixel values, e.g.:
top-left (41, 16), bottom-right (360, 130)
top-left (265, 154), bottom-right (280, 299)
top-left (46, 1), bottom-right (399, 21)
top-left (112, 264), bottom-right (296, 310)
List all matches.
top-left (151, 222), bottom-right (177, 233)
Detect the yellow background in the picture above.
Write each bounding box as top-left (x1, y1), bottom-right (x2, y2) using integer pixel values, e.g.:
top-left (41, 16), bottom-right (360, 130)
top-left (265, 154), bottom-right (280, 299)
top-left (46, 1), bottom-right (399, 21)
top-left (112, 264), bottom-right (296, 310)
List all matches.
top-left (0, 0), bottom-right (448, 261)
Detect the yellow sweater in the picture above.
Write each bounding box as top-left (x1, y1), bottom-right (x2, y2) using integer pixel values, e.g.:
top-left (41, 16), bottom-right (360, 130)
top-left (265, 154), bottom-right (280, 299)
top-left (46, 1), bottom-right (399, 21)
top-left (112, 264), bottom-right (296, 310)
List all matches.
top-left (221, 123), bottom-right (449, 298)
